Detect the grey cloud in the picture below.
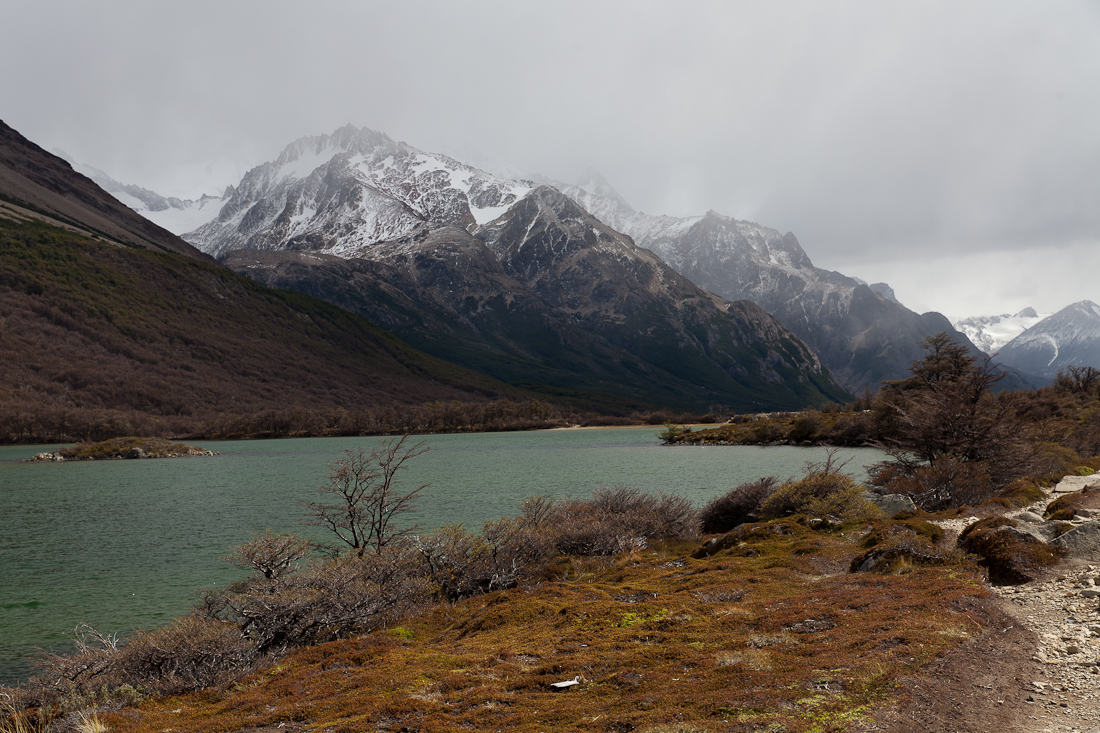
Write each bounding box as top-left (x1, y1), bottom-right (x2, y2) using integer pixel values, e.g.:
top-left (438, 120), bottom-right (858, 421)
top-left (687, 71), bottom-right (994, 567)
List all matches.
top-left (2, 0), bottom-right (1098, 317)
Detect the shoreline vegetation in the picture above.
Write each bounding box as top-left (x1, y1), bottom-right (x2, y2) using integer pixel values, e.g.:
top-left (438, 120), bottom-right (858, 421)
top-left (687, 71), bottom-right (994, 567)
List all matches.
top-left (6, 338), bottom-right (1100, 731)
top-left (26, 436), bottom-right (215, 462)
top-left (0, 398), bottom-right (725, 447)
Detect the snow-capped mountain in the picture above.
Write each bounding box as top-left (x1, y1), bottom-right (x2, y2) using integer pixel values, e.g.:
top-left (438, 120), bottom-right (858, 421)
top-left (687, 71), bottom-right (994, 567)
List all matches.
top-left (199, 125), bottom-right (849, 411)
top-left (953, 308), bottom-right (1050, 355)
top-left (995, 302), bottom-right (1100, 379)
top-left (52, 151), bottom-right (230, 235)
top-left (554, 171), bottom-right (983, 392)
top-left (185, 125), bottom-right (533, 258)
top-left (180, 123), bottom-right (998, 394)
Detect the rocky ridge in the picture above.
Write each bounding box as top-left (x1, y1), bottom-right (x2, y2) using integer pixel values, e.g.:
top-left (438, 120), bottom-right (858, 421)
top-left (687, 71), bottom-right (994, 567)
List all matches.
top-left (227, 184), bottom-right (850, 411)
top-left (186, 125), bottom-right (533, 258)
top-left (954, 307), bottom-right (1049, 355)
top-left (555, 172), bottom-right (990, 393)
top-left (996, 301), bottom-right (1100, 380)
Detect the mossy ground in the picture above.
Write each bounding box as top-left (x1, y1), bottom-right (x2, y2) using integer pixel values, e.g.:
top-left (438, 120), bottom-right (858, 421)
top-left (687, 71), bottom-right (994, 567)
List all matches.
top-left (103, 523), bottom-right (991, 733)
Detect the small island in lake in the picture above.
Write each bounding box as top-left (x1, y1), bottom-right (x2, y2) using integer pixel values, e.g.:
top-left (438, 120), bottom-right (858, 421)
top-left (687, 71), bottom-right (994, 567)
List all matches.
top-left (28, 436), bottom-right (216, 462)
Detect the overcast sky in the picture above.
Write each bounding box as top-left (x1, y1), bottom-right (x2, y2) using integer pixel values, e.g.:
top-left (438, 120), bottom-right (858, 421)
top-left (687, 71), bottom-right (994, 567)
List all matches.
top-left (3, 0), bottom-right (1098, 319)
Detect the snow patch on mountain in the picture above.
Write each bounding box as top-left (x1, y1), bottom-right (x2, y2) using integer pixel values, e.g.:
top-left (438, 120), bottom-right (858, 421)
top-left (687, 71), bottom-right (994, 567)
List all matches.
top-left (185, 125), bottom-right (534, 258)
top-left (996, 301), bottom-right (1100, 378)
top-left (953, 307), bottom-right (1050, 354)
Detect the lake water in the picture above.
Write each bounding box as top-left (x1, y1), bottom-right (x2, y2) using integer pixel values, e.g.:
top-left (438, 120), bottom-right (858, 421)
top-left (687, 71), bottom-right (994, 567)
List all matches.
top-left (0, 428), bottom-right (885, 684)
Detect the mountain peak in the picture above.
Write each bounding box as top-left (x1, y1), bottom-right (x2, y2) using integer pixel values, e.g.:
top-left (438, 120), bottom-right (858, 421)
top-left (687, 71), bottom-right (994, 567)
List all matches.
top-left (572, 168), bottom-right (634, 212)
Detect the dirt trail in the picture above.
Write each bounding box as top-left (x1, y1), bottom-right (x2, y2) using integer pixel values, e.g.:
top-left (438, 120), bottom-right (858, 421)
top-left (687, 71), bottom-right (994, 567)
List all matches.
top-left (872, 480), bottom-right (1100, 732)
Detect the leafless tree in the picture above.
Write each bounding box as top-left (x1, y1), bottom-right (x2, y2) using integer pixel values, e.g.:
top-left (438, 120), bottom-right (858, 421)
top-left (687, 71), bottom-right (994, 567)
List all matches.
top-left (223, 529), bottom-right (312, 581)
top-left (301, 436), bottom-right (429, 557)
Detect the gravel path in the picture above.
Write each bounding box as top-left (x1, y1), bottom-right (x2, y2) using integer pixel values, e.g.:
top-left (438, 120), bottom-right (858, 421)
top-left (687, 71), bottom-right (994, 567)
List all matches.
top-left (871, 474), bottom-right (1100, 732)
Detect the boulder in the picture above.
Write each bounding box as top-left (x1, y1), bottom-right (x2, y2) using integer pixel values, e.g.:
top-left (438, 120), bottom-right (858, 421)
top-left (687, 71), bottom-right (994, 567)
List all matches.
top-left (1052, 521), bottom-right (1100, 560)
top-left (1053, 475), bottom-right (1100, 494)
top-left (125, 447), bottom-right (147, 459)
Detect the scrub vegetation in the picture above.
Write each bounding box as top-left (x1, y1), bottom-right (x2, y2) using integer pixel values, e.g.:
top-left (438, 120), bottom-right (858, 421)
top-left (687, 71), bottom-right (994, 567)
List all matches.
top-left (668, 335), bottom-right (1100, 513)
top-left (4, 327), bottom-right (1095, 730)
top-left (4, 424), bottom-right (1059, 733)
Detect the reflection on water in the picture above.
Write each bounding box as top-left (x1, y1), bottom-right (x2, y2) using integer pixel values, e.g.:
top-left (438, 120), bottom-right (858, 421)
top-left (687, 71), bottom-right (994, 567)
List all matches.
top-left (0, 428), bottom-right (884, 683)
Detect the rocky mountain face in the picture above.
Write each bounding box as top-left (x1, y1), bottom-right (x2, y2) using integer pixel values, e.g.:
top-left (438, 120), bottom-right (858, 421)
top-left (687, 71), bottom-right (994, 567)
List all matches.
top-left (225, 182), bottom-right (850, 412)
top-left (954, 308), bottom-right (1049, 355)
top-left (187, 125), bottom-right (533, 259)
top-left (995, 301), bottom-right (1100, 379)
top-left (0, 120), bottom-right (215, 262)
top-left (556, 173), bottom-right (984, 393)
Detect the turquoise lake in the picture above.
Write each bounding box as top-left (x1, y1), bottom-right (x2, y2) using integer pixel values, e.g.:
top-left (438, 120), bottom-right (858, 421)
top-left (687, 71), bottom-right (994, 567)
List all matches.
top-left (0, 428), bottom-right (886, 684)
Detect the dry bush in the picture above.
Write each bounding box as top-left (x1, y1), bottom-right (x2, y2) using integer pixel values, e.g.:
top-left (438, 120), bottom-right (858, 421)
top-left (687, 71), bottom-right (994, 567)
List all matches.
top-left (415, 504), bottom-right (556, 602)
top-left (223, 529), bottom-right (312, 581)
top-left (698, 477), bottom-right (779, 534)
top-left (758, 470), bottom-right (877, 522)
top-left (957, 517), bottom-right (1066, 584)
top-left (213, 547), bottom-right (429, 654)
top-left (551, 486), bottom-right (699, 556)
top-left (102, 617), bottom-right (253, 693)
top-left (787, 412), bottom-right (821, 442)
top-left (825, 412), bottom-right (875, 446)
top-left (877, 455), bottom-right (993, 511)
top-left (1044, 488), bottom-right (1100, 521)
top-left (851, 519), bottom-right (954, 574)
top-left (29, 618), bottom-right (252, 698)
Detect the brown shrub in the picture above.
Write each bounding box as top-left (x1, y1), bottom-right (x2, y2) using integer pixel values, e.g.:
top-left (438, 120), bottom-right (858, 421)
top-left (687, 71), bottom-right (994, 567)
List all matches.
top-left (1044, 488), bottom-right (1100, 521)
top-left (415, 504), bottom-right (556, 602)
top-left (698, 477), bottom-right (779, 534)
top-left (551, 486), bottom-right (699, 556)
top-left (851, 518), bottom-right (954, 574)
top-left (758, 471), bottom-right (878, 522)
top-left (957, 517), bottom-right (1066, 585)
top-left (875, 455), bottom-right (993, 511)
top-left (826, 412), bottom-right (875, 446)
top-left (211, 547), bottom-right (430, 654)
top-left (29, 618), bottom-right (253, 698)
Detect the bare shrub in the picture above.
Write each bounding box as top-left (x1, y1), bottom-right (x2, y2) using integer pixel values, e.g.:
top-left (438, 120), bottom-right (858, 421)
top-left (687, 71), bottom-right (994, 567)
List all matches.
top-left (223, 529), bottom-right (312, 581)
top-left (880, 455), bottom-right (993, 512)
top-left (105, 617), bottom-right (253, 693)
top-left (552, 486), bottom-right (699, 556)
top-left (30, 618), bottom-right (252, 697)
top-left (415, 512), bottom-right (555, 602)
top-left (214, 547), bottom-right (429, 655)
top-left (699, 477), bottom-right (779, 534)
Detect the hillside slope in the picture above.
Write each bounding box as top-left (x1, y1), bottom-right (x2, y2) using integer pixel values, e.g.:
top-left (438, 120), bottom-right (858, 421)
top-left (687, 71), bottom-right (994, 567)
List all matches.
top-left (0, 216), bottom-right (519, 441)
top-left (226, 185), bottom-right (850, 412)
top-left (0, 120), bottom-right (215, 262)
